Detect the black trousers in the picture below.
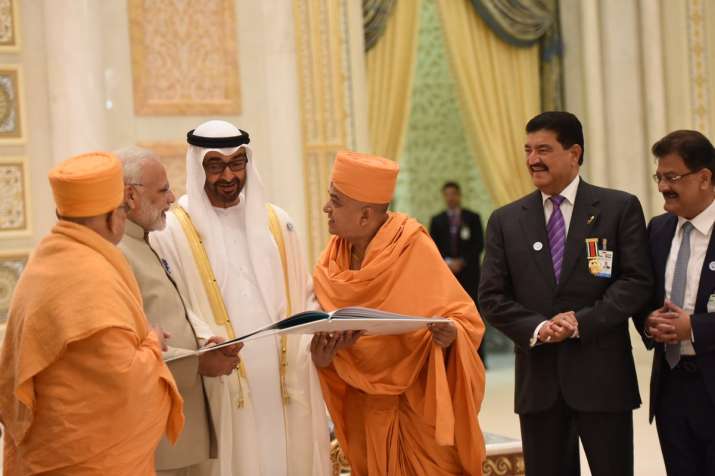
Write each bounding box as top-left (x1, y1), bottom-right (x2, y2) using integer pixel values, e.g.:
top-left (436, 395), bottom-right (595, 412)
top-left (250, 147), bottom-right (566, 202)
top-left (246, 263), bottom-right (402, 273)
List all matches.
top-left (519, 393), bottom-right (633, 476)
top-left (656, 356), bottom-right (715, 476)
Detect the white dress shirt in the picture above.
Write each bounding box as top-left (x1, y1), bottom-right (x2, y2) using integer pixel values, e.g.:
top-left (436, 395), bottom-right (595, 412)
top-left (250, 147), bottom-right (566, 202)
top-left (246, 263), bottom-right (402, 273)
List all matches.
top-left (665, 198), bottom-right (715, 355)
top-left (530, 175), bottom-right (581, 346)
top-left (541, 175), bottom-right (580, 235)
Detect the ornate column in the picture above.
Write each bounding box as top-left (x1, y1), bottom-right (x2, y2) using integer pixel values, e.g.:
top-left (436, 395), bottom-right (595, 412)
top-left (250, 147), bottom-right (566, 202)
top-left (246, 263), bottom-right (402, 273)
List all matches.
top-left (292, 0), bottom-right (368, 263)
top-left (43, 0), bottom-right (108, 163)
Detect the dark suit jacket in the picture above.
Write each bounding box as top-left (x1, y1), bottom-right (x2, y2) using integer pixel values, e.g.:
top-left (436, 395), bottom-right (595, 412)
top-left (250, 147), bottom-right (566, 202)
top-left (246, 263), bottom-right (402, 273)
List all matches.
top-left (633, 212), bottom-right (715, 421)
top-left (478, 179), bottom-right (653, 415)
top-left (429, 209), bottom-right (484, 300)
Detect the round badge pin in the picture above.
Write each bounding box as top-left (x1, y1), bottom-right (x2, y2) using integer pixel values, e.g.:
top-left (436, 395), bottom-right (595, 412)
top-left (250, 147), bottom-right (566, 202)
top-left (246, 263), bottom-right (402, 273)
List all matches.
top-left (533, 241), bottom-right (543, 251)
top-left (709, 261), bottom-right (715, 272)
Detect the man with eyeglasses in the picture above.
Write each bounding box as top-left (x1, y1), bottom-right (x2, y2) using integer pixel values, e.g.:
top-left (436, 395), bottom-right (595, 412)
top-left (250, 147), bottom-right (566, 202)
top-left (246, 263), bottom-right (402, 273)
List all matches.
top-left (634, 130), bottom-right (715, 476)
top-left (149, 120), bottom-right (331, 476)
top-left (115, 147), bottom-right (242, 476)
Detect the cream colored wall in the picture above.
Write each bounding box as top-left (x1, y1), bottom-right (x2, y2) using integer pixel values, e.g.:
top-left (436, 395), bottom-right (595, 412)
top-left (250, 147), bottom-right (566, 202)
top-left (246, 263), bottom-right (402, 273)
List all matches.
top-left (100, 0), bottom-right (310, 243)
top-left (0, 0), bottom-right (370, 256)
top-left (0, 0), bottom-right (369, 463)
top-left (1, 0), bottom-right (54, 248)
top-left (561, 0), bottom-right (715, 220)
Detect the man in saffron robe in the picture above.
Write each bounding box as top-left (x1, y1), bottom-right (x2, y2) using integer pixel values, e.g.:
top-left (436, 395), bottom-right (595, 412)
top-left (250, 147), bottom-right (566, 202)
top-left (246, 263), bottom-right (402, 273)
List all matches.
top-left (311, 150), bottom-right (487, 475)
top-left (0, 152), bottom-right (184, 475)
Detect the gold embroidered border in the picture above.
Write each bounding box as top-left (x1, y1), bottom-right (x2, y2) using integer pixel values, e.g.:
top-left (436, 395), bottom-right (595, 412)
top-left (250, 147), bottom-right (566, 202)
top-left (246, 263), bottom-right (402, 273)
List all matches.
top-left (172, 204), bottom-right (248, 407)
top-left (266, 204), bottom-right (292, 403)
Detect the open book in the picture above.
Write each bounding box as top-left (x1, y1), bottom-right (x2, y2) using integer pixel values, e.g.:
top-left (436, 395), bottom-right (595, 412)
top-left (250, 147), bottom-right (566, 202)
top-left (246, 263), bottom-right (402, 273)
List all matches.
top-left (164, 307), bottom-right (448, 362)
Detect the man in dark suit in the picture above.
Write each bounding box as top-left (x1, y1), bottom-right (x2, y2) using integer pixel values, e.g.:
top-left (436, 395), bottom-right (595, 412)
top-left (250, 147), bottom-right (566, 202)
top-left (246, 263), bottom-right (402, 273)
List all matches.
top-left (430, 182), bottom-right (485, 363)
top-left (429, 182), bottom-right (484, 301)
top-left (478, 111), bottom-right (653, 476)
top-left (633, 130), bottom-right (715, 476)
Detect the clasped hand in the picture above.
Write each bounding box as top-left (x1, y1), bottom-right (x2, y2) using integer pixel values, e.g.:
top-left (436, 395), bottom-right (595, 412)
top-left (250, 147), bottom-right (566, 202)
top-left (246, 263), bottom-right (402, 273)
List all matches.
top-left (428, 321), bottom-right (457, 348)
top-left (199, 336), bottom-right (243, 377)
top-left (645, 301), bottom-right (691, 344)
top-left (538, 311), bottom-right (578, 343)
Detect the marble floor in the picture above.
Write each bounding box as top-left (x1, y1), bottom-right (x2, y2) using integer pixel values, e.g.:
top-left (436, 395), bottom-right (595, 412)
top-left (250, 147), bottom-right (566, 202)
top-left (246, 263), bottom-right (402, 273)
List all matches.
top-left (480, 325), bottom-right (666, 475)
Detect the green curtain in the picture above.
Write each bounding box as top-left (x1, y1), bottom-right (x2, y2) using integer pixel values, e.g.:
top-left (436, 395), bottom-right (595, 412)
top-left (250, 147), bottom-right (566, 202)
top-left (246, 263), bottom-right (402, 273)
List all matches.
top-left (363, 0), bottom-right (397, 51)
top-left (469, 0), bottom-right (563, 110)
top-left (394, 0), bottom-right (494, 227)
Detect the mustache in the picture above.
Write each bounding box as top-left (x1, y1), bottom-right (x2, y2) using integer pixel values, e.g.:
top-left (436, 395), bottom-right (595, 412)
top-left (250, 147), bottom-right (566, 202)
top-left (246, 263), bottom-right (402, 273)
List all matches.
top-left (663, 191), bottom-right (678, 199)
top-left (529, 163), bottom-right (548, 172)
top-left (215, 179), bottom-right (240, 188)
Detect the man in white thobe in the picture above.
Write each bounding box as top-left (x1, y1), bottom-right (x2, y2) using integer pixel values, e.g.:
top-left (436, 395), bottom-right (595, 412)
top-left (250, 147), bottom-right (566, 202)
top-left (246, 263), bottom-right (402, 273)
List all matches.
top-left (151, 120), bottom-right (330, 476)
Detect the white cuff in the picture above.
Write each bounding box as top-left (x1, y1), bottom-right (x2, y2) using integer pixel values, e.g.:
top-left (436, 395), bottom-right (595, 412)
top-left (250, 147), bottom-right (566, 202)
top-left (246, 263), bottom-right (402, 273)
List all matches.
top-left (530, 321), bottom-right (549, 347)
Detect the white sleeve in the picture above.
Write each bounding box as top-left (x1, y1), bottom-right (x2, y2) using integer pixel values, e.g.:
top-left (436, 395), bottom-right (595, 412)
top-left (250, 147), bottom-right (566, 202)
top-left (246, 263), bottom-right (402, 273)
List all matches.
top-left (530, 321), bottom-right (549, 347)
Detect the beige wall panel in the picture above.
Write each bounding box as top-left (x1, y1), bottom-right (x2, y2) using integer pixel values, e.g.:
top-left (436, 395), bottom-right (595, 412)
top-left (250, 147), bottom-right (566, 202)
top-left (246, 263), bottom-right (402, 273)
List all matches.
top-left (0, 65), bottom-right (24, 143)
top-left (703, 0), bottom-right (715, 138)
top-left (128, 0), bottom-right (241, 116)
top-left (0, 0), bottom-right (20, 52)
top-left (0, 0), bottom-right (53, 249)
top-left (138, 141), bottom-right (188, 198)
top-left (0, 157), bottom-right (30, 237)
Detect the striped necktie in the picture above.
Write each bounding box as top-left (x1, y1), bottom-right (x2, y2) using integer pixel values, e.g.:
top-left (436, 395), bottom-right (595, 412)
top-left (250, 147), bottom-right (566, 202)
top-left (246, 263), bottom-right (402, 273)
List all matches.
top-left (547, 195), bottom-right (566, 283)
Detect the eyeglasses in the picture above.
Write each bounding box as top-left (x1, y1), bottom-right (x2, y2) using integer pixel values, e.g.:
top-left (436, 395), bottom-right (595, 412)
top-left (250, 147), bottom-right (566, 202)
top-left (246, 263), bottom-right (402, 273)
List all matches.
top-left (203, 158), bottom-right (248, 174)
top-left (652, 170), bottom-right (700, 184)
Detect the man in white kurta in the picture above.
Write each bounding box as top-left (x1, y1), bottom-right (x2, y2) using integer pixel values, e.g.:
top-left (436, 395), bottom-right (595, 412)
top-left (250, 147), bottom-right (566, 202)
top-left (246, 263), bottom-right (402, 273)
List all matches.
top-left (151, 120), bottom-right (330, 476)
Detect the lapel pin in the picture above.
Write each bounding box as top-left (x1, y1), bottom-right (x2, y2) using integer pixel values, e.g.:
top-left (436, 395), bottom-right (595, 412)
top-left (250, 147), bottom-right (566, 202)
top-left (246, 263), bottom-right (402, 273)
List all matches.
top-left (709, 261), bottom-right (715, 272)
top-left (533, 241), bottom-right (543, 251)
top-left (587, 215), bottom-right (596, 225)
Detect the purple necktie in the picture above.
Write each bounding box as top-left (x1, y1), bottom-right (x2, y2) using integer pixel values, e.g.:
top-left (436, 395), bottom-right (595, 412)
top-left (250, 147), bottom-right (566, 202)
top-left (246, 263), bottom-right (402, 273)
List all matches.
top-left (547, 195), bottom-right (566, 283)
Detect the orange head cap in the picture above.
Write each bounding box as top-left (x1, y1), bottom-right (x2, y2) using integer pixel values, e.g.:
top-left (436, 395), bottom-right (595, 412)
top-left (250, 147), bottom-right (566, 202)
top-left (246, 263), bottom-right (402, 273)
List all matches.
top-left (330, 150), bottom-right (399, 204)
top-left (48, 152), bottom-right (124, 217)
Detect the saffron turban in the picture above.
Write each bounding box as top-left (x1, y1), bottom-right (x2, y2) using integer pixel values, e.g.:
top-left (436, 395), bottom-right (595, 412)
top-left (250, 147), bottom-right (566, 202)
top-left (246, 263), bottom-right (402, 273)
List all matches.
top-left (49, 151), bottom-right (124, 217)
top-left (330, 150), bottom-right (399, 204)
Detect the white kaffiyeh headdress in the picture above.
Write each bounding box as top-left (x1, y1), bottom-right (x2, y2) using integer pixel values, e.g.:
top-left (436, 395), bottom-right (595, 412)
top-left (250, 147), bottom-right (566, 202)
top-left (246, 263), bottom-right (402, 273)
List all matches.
top-left (180, 120), bottom-right (285, 321)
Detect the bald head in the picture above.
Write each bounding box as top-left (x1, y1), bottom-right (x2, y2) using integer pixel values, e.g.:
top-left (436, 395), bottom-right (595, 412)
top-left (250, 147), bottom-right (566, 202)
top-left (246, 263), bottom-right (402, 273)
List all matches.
top-left (115, 147), bottom-right (175, 232)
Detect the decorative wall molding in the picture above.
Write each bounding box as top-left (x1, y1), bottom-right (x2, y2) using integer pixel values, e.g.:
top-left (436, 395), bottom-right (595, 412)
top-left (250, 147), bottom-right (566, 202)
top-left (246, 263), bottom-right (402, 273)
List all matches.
top-left (0, 157), bottom-right (30, 237)
top-left (293, 0), bottom-right (352, 263)
top-left (0, 249), bottom-right (29, 335)
top-left (0, 0), bottom-right (20, 52)
top-left (138, 141), bottom-right (188, 198)
top-left (128, 0), bottom-right (241, 115)
top-left (0, 65), bottom-right (25, 144)
top-left (687, 0), bottom-right (710, 133)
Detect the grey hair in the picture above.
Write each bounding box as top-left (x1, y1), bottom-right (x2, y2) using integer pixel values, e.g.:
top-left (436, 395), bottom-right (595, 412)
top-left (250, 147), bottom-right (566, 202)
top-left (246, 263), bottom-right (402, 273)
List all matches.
top-left (114, 146), bottom-right (159, 185)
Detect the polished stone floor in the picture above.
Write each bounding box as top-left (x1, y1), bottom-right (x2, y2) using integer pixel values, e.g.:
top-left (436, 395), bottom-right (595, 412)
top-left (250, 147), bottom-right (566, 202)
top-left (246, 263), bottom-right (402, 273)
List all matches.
top-left (480, 325), bottom-right (666, 475)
